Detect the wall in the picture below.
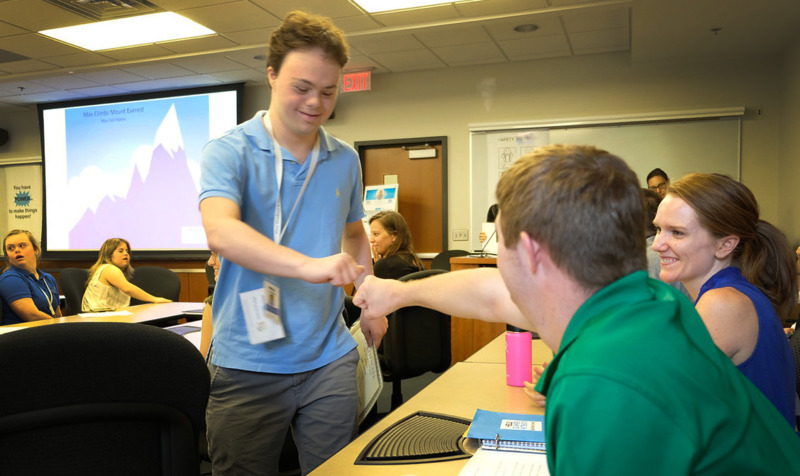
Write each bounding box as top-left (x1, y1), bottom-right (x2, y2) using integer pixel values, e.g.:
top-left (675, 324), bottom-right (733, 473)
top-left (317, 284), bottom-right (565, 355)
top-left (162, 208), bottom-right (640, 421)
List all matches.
top-left (0, 50), bottom-right (789, 248)
top-left (779, 37), bottom-right (800, 246)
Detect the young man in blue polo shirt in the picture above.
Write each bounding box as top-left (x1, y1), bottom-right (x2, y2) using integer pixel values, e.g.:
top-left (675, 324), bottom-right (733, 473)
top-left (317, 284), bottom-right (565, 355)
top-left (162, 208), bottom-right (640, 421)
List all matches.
top-left (199, 11), bottom-right (386, 476)
top-left (354, 145), bottom-right (800, 475)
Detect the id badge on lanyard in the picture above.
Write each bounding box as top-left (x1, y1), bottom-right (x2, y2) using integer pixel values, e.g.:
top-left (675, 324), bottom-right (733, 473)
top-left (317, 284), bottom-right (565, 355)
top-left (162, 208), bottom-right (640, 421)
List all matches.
top-left (239, 113), bottom-right (320, 345)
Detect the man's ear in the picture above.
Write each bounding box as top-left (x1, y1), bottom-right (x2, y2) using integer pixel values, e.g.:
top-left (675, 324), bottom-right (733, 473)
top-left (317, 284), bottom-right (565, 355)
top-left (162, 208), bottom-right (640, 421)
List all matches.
top-left (715, 234), bottom-right (740, 259)
top-left (267, 66), bottom-right (277, 88)
top-left (518, 231), bottom-right (542, 274)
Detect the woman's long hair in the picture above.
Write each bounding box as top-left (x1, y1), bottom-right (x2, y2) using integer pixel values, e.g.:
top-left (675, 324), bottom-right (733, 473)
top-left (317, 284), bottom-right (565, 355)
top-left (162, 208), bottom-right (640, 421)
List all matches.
top-left (369, 211), bottom-right (423, 270)
top-left (86, 238), bottom-right (134, 287)
top-left (669, 173), bottom-right (797, 321)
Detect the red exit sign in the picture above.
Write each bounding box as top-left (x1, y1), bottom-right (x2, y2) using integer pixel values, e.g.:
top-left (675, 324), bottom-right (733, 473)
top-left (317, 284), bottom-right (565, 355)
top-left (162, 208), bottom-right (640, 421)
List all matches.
top-left (342, 70), bottom-right (371, 93)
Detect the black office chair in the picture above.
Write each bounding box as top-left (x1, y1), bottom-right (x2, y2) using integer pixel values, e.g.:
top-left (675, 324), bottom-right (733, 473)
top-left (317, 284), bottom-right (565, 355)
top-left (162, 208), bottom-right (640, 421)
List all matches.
top-left (430, 249), bottom-right (470, 271)
top-left (789, 331), bottom-right (800, 428)
top-left (58, 267), bottom-right (89, 315)
top-left (130, 265), bottom-right (182, 305)
top-left (0, 322), bottom-right (210, 476)
top-left (380, 268), bottom-right (451, 409)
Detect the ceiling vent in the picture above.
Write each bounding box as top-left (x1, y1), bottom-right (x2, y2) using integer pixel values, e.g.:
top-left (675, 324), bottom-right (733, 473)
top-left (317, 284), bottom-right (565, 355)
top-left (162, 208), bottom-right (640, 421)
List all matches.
top-left (44, 0), bottom-right (163, 22)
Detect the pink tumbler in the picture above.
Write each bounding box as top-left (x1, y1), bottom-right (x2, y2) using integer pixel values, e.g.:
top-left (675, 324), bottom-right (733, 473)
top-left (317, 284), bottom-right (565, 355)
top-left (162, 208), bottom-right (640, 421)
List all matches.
top-left (505, 325), bottom-right (532, 387)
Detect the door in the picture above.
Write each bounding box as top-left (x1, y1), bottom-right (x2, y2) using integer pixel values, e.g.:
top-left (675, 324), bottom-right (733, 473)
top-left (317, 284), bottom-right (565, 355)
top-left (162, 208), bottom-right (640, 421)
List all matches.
top-left (356, 137), bottom-right (447, 254)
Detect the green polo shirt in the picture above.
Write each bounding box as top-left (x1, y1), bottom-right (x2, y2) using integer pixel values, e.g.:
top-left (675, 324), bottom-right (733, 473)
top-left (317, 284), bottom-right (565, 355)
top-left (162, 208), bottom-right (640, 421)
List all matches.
top-left (536, 271), bottom-right (800, 475)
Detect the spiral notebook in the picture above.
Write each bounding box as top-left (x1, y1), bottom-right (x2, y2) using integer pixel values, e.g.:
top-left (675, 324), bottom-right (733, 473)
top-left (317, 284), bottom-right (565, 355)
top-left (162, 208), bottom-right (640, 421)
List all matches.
top-left (466, 409), bottom-right (546, 453)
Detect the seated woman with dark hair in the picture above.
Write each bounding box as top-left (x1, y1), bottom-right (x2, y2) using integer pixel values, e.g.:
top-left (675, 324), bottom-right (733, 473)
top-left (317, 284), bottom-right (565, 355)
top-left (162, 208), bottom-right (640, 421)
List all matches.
top-left (369, 211), bottom-right (423, 280)
top-left (82, 238), bottom-right (171, 312)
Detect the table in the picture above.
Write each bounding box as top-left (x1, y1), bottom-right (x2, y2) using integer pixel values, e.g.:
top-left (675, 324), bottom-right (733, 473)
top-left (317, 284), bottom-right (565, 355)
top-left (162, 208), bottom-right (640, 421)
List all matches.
top-left (311, 332), bottom-right (550, 475)
top-left (310, 362), bottom-right (544, 475)
top-left (449, 256), bottom-right (506, 363)
top-left (2, 302), bottom-right (203, 330)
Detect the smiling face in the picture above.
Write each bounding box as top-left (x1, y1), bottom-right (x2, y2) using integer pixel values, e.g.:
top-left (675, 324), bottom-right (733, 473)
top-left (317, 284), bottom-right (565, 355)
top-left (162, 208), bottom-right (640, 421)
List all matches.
top-left (4, 233), bottom-right (38, 272)
top-left (652, 194), bottom-right (733, 295)
top-left (267, 47), bottom-right (340, 145)
top-left (110, 243), bottom-right (130, 270)
top-left (369, 220), bottom-right (396, 259)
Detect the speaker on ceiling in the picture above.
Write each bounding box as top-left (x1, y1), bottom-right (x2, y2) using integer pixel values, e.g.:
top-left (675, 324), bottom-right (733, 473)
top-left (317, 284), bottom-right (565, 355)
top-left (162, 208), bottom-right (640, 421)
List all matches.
top-left (0, 128), bottom-right (7, 147)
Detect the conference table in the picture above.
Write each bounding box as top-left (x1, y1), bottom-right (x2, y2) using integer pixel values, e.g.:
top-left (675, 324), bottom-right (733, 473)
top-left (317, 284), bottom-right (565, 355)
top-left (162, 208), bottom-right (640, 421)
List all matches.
top-left (311, 334), bottom-right (553, 475)
top-left (1, 302), bottom-right (203, 331)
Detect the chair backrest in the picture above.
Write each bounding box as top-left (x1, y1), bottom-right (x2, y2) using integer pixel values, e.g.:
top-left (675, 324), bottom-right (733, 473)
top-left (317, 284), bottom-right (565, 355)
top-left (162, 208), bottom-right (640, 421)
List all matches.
top-left (381, 268), bottom-right (451, 382)
top-left (0, 322), bottom-right (209, 476)
top-left (129, 266), bottom-right (181, 305)
top-left (430, 250), bottom-right (470, 271)
top-left (58, 267), bottom-right (89, 316)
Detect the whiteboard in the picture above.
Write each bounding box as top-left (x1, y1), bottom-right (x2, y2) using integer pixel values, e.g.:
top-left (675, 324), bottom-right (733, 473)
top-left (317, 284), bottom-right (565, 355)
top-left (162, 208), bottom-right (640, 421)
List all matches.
top-left (469, 112), bottom-right (742, 250)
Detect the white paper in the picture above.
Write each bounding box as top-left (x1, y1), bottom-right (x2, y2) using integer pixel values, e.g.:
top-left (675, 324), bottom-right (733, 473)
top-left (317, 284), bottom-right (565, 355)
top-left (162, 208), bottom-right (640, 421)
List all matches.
top-left (350, 320), bottom-right (383, 422)
top-left (77, 310), bottom-right (133, 318)
top-left (459, 448), bottom-right (550, 476)
top-left (239, 287), bottom-right (285, 345)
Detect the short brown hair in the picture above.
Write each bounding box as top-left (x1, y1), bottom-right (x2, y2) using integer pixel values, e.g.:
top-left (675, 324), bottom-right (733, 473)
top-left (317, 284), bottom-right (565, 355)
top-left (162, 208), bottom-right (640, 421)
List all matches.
top-left (668, 173), bottom-right (797, 321)
top-left (267, 11), bottom-right (349, 74)
top-left (496, 145), bottom-right (646, 291)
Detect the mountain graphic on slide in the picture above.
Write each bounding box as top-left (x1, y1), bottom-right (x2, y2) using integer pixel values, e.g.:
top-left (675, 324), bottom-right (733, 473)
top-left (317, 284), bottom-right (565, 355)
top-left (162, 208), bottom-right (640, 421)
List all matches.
top-left (69, 105), bottom-right (202, 249)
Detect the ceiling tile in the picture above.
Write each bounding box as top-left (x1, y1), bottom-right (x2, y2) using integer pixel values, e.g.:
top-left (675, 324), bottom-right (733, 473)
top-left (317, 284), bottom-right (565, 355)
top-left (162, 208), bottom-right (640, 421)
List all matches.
top-left (0, 33), bottom-right (83, 58)
top-left (119, 63), bottom-right (196, 80)
top-left (498, 34), bottom-right (571, 61)
top-left (221, 28), bottom-right (272, 46)
top-left (433, 42), bottom-right (505, 65)
top-left (248, 0), bottom-right (365, 20)
top-left (203, 69), bottom-right (265, 84)
top-left (369, 48), bottom-right (446, 72)
top-left (570, 27), bottom-right (629, 55)
top-left (454, 0), bottom-right (550, 17)
top-left (348, 32), bottom-right (424, 55)
top-left (170, 55), bottom-right (251, 74)
top-left (71, 69), bottom-right (148, 85)
top-left (0, 59), bottom-right (60, 74)
top-left (224, 48), bottom-right (268, 70)
top-left (413, 24), bottom-right (491, 48)
top-left (97, 44), bottom-right (177, 62)
top-left (29, 74), bottom-right (100, 90)
top-left (114, 74), bottom-right (221, 93)
top-left (483, 15), bottom-right (563, 41)
top-left (562, 7), bottom-right (629, 33)
top-left (157, 34), bottom-right (239, 54)
top-left (181, 1), bottom-right (282, 34)
top-left (40, 52), bottom-right (113, 68)
top-left (0, 79), bottom-right (57, 95)
top-left (0, 19), bottom-right (27, 37)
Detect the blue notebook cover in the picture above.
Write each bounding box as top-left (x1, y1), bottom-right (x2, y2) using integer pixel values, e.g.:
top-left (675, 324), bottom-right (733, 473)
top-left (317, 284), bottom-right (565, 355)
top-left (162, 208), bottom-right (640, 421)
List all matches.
top-left (466, 409), bottom-right (546, 453)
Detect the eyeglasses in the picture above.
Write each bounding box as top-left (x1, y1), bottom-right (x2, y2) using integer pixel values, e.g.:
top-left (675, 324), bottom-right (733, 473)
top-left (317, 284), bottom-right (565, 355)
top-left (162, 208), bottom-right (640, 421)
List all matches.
top-left (649, 182), bottom-right (668, 192)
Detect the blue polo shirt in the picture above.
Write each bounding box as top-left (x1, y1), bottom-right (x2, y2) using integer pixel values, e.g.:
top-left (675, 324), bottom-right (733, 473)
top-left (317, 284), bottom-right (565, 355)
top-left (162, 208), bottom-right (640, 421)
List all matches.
top-left (0, 266), bottom-right (59, 325)
top-left (199, 111), bottom-right (363, 373)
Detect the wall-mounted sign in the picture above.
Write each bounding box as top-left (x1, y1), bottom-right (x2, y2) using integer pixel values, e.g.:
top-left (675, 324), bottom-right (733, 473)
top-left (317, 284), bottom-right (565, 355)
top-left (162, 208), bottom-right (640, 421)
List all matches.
top-left (342, 70), bottom-right (371, 93)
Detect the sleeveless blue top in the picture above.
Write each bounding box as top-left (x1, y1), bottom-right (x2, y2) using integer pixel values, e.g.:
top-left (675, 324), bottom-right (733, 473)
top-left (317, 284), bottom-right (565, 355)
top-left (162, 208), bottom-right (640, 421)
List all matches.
top-left (696, 267), bottom-right (796, 426)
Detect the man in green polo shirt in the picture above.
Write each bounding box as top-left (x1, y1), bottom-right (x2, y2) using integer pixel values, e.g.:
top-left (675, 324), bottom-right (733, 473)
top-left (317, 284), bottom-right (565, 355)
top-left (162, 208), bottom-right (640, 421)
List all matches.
top-left (354, 144), bottom-right (800, 475)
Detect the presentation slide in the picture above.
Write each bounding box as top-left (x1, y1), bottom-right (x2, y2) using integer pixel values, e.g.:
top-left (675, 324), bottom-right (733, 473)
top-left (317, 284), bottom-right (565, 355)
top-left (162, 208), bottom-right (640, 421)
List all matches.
top-left (42, 89), bottom-right (237, 252)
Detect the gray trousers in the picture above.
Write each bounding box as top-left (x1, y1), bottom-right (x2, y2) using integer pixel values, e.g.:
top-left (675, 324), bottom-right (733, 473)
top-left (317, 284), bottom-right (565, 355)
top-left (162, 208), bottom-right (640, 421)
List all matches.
top-left (206, 348), bottom-right (359, 476)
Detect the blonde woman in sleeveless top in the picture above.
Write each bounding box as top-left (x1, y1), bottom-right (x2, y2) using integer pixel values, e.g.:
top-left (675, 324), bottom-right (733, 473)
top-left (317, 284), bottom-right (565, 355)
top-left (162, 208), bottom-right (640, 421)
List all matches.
top-left (81, 238), bottom-right (171, 312)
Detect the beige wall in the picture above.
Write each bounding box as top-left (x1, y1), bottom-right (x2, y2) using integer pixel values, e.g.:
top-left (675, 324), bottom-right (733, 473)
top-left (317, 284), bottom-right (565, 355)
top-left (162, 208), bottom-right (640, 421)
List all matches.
top-left (779, 37), bottom-right (800, 247)
top-left (0, 49), bottom-right (793, 247)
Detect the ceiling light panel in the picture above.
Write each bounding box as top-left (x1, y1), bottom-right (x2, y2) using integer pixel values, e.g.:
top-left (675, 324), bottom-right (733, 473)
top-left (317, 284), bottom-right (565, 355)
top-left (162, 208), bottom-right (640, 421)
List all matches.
top-left (39, 12), bottom-right (215, 51)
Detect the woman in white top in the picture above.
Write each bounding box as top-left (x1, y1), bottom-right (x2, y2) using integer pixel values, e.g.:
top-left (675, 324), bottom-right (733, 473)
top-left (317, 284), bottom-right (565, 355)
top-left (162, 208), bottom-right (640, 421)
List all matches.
top-left (81, 238), bottom-right (171, 312)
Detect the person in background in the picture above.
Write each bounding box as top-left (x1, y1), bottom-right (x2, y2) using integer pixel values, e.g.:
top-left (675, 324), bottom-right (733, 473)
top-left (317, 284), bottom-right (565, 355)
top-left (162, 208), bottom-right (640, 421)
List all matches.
top-left (81, 238), bottom-right (172, 312)
top-left (199, 11), bottom-right (386, 475)
top-left (199, 251), bottom-right (220, 358)
top-left (653, 173), bottom-right (797, 426)
top-left (354, 145), bottom-right (800, 475)
top-left (0, 230), bottom-right (61, 325)
top-left (646, 167), bottom-right (670, 198)
top-left (369, 211), bottom-right (423, 280)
